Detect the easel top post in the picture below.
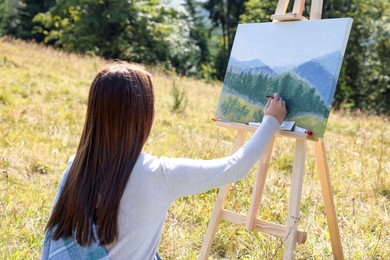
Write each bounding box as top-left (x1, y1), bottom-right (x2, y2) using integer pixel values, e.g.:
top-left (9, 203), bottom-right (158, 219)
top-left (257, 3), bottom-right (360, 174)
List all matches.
top-left (271, 0), bottom-right (323, 22)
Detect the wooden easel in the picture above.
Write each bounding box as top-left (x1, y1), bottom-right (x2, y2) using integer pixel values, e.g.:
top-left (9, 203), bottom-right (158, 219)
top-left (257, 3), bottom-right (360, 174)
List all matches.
top-left (198, 1), bottom-right (344, 259)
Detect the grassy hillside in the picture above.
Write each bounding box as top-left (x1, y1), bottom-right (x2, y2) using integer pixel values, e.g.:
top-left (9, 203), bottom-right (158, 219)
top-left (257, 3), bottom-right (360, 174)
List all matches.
top-left (0, 37), bottom-right (389, 259)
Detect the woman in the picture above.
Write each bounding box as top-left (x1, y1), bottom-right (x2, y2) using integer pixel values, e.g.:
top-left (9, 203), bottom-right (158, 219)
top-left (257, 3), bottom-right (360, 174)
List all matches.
top-left (42, 62), bottom-right (286, 259)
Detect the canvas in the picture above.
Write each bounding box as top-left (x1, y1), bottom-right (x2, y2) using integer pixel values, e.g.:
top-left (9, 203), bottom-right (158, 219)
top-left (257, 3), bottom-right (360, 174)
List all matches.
top-left (215, 18), bottom-right (353, 137)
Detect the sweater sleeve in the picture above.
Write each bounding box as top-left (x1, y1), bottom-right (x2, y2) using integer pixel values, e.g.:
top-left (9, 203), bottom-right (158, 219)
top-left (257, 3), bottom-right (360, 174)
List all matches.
top-left (161, 115), bottom-right (280, 199)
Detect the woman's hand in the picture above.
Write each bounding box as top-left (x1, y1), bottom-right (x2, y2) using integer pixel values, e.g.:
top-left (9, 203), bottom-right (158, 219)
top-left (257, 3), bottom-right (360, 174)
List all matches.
top-left (264, 93), bottom-right (287, 124)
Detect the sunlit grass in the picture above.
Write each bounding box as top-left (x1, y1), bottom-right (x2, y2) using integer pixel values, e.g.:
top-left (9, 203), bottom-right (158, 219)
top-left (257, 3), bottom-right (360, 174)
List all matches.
top-left (0, 37), bottom-right (389, 259)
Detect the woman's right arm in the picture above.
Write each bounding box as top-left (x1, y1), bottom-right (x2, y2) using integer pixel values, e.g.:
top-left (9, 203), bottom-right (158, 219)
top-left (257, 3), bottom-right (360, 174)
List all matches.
top-left (161, 93), bottom-right (286, 199)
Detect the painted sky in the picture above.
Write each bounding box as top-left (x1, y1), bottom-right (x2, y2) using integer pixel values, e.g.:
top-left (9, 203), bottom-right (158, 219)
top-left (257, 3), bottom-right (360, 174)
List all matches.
top-left (230, 18), bottom-right (352, 67)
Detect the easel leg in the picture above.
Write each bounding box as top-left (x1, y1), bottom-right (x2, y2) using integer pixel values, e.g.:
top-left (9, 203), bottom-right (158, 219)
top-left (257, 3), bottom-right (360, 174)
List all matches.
top-left (198, 184), bottom-right (231, 260)
top-left (283, 139), bottom-right (307, 259)
top-left (310, 0), bottom-right (324, 20)
top-left (314, 139), bottom-right (344, 260)
top-left (198, 130), bottom-right (247, 260)
top-left (275, 0), bottom-right (290, 15)
top-left (245, 137), bottom-right (275, 231)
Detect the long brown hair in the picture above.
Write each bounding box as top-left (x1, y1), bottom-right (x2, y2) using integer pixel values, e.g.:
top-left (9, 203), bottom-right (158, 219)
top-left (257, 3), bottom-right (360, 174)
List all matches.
top-left (45, 62), bottom-right (155, 246)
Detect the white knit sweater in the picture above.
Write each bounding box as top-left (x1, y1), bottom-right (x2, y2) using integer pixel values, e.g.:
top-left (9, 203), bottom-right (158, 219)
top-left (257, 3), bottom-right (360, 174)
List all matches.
top-left (103, 115), bottom-right (280, 259)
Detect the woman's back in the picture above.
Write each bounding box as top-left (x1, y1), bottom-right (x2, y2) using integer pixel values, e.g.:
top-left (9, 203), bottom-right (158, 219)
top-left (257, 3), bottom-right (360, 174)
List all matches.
top-left (42, 62), bottom-right (286, 260)
top-left (107, 115), bottom-right (280, 258)
top-left (105, 153), bottom-right (172, 259)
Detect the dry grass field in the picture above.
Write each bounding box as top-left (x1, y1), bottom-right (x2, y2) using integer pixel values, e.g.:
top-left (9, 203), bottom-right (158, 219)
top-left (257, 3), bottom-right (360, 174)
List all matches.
top-left (0, 37), bottom-right (389, 259)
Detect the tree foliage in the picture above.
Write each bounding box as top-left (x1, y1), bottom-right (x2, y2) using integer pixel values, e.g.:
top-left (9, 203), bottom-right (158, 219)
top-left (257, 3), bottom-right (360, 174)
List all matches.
top-left (0, 0), bottom-right (55, 39)
top-left (31, 0), bottom-right (200, 75)
top-left (183, 0), bottom-right (215, 79)
top-left (0, 0), bottom-right (388, 114)
top-left (321, 0), bottom-right (390, 114)
top-left (203, 0), bottom-right (246, 79)
top-left (0, 0), bottom-right (18, 36)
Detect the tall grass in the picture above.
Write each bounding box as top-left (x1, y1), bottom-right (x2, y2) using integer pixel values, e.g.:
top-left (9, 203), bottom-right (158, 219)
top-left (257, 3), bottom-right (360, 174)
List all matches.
top-left (0, 37), bottom-right (389, 259)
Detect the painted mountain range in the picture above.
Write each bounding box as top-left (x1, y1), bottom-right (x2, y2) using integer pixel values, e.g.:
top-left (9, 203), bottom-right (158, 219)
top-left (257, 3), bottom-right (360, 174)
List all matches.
top-left (227, 51), bottom-right (341, 107)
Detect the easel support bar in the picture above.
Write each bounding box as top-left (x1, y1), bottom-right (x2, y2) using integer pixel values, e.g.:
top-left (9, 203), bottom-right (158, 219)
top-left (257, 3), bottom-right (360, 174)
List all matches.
top-left (271, 0), bottom-right (307, 21)
top-left (221, 210), bottom-right (307, 243)
top-left (271, 13), bottom-right (307, 21)
top-left (215, 121), bottom-right (318, 142)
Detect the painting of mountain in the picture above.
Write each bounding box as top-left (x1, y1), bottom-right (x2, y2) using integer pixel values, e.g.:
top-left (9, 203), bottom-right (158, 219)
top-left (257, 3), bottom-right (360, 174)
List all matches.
top-left (315, 51), bottom-right (343, 74)
top-left (229, 57), bottom-right (276, 76)
top-left (293, 58), bottom-right (336, 107)
top-left (215, 18), bottom-right (353, 137)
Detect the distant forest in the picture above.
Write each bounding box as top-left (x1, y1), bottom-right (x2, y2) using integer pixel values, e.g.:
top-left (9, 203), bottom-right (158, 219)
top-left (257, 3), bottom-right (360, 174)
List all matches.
top-left (223, 68), bottom-right (329, 118)
top-left (0, 0), bottom-right (388, 114)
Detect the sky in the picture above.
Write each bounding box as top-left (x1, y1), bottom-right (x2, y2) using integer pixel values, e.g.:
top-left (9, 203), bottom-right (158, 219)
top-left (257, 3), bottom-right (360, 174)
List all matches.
top-left (167, 0), bottom-right (184, 5)
top-left (164, 0), bottom-right (185, 10)
top-left (230, 18), bottom-right (353, 67)
top-left (166, 0), bottom-right (206, 4)
top-left (165, 0), bottom-right (206, 8)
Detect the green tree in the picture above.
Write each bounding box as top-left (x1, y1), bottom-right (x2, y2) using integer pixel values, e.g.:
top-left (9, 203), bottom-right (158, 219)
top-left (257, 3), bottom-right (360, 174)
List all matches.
top-left (0, 0), bottom-right (55, 39)
top-left (184, 0), bottom-right (210, 65)
top-left (17, 0), bottom-right (55, 40)
top-left (0, 0), bottom-right (18, 36)
top-left (203, 0), bottom-right (247, 79)
top-left (322, 0), bottom-right (390, 114)
top-left (183, 0), bottom-right (215, 79)
top-left (240, 0), bottom-right (277, 23)
top-left (33, 0), bottom-right (199, 75)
